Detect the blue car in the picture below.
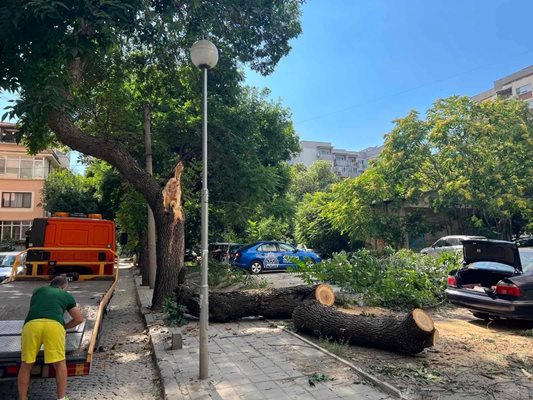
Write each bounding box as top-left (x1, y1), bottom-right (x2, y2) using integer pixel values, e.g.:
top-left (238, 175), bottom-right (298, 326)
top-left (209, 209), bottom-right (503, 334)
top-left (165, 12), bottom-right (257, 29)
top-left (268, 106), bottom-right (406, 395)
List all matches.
top-left (232, 241), bottom-right (321, 274)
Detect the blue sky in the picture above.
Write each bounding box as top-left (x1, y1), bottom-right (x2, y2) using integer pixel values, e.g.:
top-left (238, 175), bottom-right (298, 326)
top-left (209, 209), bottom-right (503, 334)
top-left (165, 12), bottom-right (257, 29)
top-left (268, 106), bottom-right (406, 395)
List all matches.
top-left (2, 0), bottom-right (533, 154)
top-left (246, 0), bottom-right (533, 150)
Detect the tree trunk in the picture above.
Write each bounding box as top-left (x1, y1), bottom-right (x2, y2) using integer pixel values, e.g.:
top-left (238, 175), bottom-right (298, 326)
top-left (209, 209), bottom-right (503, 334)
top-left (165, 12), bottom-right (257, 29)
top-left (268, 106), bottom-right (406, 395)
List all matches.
top-left (292, 301), bottom-right (438, 355)
top-left (176, 284), bottom-right (334, 323)
top-left (138, 232), bottom-right (150, 286)
top-left (151, 209), bottom-right (184, 310)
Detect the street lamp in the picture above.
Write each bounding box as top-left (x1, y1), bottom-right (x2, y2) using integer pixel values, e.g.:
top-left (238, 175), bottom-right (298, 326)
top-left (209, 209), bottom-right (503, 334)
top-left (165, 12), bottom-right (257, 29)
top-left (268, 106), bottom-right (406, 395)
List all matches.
top-left (190, 39), bottom-right (218, 380)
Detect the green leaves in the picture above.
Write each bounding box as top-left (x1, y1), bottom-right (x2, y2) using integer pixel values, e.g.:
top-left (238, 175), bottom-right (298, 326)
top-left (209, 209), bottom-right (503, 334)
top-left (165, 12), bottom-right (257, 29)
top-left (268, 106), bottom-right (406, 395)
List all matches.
top-left (293, 249), bottom-right (461, 309)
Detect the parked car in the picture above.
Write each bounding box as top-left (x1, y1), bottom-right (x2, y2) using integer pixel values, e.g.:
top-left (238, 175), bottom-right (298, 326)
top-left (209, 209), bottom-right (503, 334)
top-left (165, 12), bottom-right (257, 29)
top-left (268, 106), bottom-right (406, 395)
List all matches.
top-left (0, 251), bottom-right (24, 282)
top-left (232, 241), bottom-right (321, 274)
top-left (515, 236), bottom-right (533, 248)
top-left (445, 239), bottom-right (533, 320)
top-left (420, 235), bottom-right (487, 256)
top-left (184, 249), bottom-right (198, 263)
top-left (208, 242), bottom-right (242, 263)
top-left (227, 243), bottom-right (244, 264)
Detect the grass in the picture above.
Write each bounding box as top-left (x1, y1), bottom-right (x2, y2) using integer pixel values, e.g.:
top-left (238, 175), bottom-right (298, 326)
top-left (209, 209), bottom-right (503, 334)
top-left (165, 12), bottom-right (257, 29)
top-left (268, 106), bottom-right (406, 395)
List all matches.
top-left (318, 337), bottom-right (350, 357)
top-left (520, 329), bottom-right (533, 337)
top-left (308, 373), bottom-right (335, 386)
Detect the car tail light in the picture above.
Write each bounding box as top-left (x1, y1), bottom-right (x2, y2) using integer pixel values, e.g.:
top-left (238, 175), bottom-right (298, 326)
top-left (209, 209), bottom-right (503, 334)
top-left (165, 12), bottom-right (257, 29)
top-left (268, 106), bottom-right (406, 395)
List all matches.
top-left (495, 281), bottom-right (522, 297)
top-left (447, 276), bottom-right (457, 287)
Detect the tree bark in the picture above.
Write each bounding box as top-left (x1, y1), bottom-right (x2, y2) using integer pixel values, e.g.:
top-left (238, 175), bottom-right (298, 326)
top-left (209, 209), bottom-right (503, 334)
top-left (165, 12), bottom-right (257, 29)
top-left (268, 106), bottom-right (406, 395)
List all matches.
top-left (138, 231), bottom-right (150, 286)
top-left (176, 284), bottom-right (335, 323)
top-left (292, 301), bottom-right (438, 355)
top-left (151, 209), bottom-right (184, 309)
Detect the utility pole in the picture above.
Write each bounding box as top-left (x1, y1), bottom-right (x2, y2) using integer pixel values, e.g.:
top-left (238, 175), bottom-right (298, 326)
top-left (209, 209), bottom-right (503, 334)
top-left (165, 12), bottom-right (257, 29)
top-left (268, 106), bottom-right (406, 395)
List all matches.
top-left (144, 104), bottom-right (157, 289)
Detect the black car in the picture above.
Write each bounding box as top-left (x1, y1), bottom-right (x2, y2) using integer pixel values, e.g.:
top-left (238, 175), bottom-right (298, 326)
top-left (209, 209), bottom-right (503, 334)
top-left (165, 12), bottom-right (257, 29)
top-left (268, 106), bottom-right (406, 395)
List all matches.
top-left (445, 240), bottom-right (533, 320)
top-left (208, 242), bottom-right (242, 263)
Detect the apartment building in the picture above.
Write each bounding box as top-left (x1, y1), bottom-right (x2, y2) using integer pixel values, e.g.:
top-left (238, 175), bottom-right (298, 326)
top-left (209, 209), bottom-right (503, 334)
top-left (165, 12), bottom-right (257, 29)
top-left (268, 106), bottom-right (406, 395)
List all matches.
top-left (472, 65), bottom-right (533, 109)
top-left (290, 140), bottom-right (383, 178)
top-left (0, 122), bottom-right (69, 242)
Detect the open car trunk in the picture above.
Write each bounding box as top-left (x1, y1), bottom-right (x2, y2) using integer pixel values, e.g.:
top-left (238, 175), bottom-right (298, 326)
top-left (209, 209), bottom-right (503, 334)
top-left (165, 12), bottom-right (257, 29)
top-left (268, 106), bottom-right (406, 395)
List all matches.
top-left (456, 268), bottom-right (517, 290)
top-left (457, 240), bottom-right (522, 291)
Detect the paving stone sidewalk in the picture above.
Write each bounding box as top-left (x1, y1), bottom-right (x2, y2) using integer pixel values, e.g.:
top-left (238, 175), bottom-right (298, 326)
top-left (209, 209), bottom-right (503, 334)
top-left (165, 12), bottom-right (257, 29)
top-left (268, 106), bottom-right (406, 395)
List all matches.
top-left (135, 274), bottom-right (394, 400)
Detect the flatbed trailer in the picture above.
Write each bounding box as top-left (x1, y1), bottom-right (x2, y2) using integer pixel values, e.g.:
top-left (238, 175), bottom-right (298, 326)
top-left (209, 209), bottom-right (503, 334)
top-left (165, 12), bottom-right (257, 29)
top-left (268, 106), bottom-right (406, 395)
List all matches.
top-left (0, 247), bottom-right (119, 380)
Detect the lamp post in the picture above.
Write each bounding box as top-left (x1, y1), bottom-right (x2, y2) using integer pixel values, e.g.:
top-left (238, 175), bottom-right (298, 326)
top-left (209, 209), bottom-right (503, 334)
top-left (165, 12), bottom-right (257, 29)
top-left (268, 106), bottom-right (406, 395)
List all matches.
top-left (190, 39), bottom-right (218, 380)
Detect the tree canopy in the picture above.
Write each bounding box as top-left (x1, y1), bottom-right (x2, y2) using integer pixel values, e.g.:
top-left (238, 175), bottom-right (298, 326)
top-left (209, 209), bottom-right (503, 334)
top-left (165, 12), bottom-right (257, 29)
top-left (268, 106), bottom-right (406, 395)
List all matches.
top-left (0, 0), bottom-right (304, 308)
top-left (324, 96), bottom-right (533, 246)
top-left (289, 160), bottom-right (340, 202)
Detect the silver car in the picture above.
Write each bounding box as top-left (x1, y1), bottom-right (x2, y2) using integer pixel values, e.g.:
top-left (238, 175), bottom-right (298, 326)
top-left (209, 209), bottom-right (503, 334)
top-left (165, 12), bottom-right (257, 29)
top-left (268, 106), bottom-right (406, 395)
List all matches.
top-left (0, 251), bottom-right (24, 282)
top-left (420, 235), bottom-right (487, 256)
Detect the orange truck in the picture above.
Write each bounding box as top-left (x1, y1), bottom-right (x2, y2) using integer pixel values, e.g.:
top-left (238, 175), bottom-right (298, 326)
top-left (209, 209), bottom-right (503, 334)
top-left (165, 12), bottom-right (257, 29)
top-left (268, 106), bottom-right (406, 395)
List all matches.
top-left (0, 213), bottom-right (121, 380)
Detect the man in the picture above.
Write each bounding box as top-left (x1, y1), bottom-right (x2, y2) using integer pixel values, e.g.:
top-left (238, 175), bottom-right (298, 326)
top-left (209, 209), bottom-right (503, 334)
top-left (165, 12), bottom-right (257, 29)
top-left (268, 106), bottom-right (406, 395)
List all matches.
top-left (17, 275), bottom-right (84, 400)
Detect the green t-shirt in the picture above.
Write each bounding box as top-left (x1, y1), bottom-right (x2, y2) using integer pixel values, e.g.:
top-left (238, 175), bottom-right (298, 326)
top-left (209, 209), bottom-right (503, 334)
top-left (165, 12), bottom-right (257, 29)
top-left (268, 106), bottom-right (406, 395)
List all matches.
top-left (25, 286), bottom-right (77, 326)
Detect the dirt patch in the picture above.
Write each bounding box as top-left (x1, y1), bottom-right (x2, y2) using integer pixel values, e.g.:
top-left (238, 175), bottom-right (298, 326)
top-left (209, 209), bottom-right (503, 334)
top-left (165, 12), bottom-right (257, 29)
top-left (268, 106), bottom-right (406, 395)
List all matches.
top-left (301, 305), bottom-right (533, 400)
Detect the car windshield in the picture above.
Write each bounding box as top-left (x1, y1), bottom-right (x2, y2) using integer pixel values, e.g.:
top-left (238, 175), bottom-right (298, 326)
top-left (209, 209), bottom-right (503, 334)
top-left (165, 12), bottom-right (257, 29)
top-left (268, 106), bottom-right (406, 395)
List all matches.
top-left (467, 261), bottom-right (515, 272)
top-left (467, 249), bottom-right (533, 273)
top-left (0, 256), bottom-right (15, 267)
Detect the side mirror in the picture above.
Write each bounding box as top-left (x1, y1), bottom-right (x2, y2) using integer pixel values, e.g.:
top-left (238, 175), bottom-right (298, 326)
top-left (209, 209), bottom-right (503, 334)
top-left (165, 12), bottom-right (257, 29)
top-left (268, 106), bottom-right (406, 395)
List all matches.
top-left (119, 232), bottom-right (129, 246)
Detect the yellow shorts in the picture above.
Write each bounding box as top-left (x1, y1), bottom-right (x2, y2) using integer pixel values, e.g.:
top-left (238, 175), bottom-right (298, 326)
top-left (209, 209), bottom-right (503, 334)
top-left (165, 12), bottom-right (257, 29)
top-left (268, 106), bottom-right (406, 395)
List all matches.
top-left (21, 319), bottom-right (65, 364)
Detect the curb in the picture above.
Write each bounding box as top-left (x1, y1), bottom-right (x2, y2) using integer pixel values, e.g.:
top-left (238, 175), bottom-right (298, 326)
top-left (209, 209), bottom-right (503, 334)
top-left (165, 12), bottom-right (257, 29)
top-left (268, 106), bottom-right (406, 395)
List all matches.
top-left (277, 325), bottom-right (407, 399)
top-left (133, 273), bottom-right (183, 400)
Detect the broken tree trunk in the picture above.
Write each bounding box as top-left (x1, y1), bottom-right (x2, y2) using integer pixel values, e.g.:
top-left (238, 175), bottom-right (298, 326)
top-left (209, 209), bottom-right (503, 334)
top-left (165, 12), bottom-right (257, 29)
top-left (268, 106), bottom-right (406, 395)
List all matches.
top-left (292, 301), bottom-right (438, 355)
top-left (176, 283), bottom-right (334, 323)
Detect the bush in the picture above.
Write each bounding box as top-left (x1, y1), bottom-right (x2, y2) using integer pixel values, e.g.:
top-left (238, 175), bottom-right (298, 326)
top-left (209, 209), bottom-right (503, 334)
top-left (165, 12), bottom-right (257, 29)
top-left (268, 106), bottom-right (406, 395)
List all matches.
top-left (293, 249), bottom-right (461, 309)
top-left (163, 297), bottom-right (187, 326)
top-left (0, 238), bottom-right (16, 251)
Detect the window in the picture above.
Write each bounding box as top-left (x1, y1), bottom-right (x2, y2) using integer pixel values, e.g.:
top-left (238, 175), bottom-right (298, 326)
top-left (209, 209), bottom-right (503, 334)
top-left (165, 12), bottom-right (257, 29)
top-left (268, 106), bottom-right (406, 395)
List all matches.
top-left (279, 243), bottom-right (296, 252)
top-left (1, 192), bottom-right (32, 208)
top-left (0, 156), bottom-right (45, 178)
top-left (258, 243), bottom-right (277, 252)
top-left (20, 160), bottom-right (33, 178)
top-left (447, 238), bottom-right (460, 246)
top-left (434, 239), bottom-right (446, 248)
top-left (34, 159), bottom-right (44, 178)
top-left (335, 155), bottom-right (345, 161)
top-left (0, 220), bottom-right (32, 241)
top-left (516, 83), bottom-right (532, 96)
top-left (6, 158), bottom-right (19, 178)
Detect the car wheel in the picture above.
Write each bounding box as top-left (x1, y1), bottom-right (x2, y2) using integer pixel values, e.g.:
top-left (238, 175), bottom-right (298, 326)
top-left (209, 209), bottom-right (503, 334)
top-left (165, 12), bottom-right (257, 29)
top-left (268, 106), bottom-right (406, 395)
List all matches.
top-left (472, 312), bottom-right (490, 320)
top-left (250, 260), bottom-right (263, 274)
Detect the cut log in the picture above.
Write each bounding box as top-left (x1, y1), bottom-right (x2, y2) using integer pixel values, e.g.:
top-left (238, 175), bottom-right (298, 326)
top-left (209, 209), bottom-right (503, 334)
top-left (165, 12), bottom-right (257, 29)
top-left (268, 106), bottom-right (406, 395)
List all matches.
top-left (292, 300), bottom-right (438, 355)
top-left (176, 284), bottom-right (335, 323)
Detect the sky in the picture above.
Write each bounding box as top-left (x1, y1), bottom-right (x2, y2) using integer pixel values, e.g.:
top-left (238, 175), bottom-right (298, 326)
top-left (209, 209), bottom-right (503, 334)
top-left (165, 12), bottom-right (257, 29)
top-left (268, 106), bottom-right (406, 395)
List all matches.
top-left (2, 0), bottom-right (533, 155)
top-left (246, 0), bottom-right (533, 151)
